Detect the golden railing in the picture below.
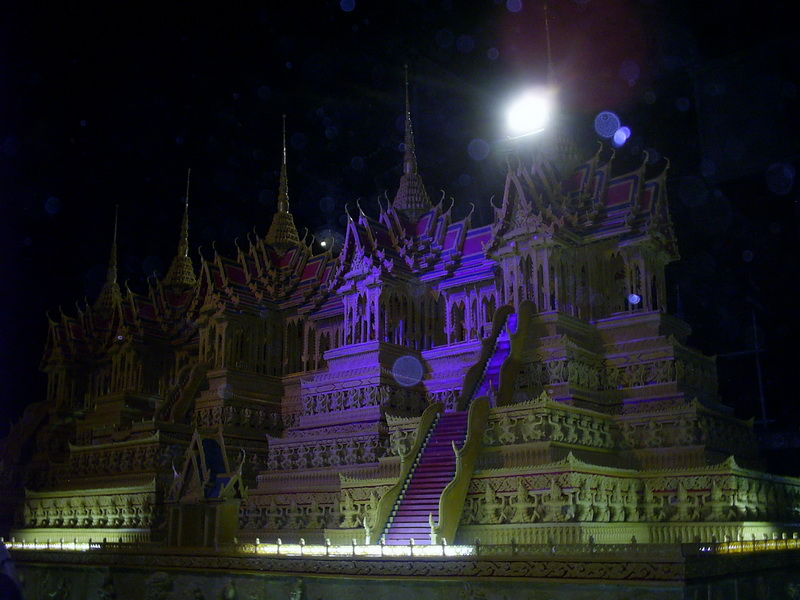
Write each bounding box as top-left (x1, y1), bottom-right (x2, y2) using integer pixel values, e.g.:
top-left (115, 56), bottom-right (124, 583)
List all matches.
top-left (430, 396), bottom-right (490, 545)
top-left (456, 305), bottom-right (515, 411)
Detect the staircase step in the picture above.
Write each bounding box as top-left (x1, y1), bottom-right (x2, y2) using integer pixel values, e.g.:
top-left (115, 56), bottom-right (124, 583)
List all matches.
top-left (407, 480), bottom-right (452, 487)
top-left (403, 494), bottom-right (444, 501)
top-left (407, 483), bottom-right (447, 487)
top-left (414, 465), bottom-right (455, 477)
top-left (414, 468), bottom-right (455, 474)
top-left (391, 518), bottom-right (437, 524)
top-left (399, 494), bottom-right (441, 501)
top-left (411, 468), bottom-right (453, 474)
top-left (394, 510), bottom-right (438, 517)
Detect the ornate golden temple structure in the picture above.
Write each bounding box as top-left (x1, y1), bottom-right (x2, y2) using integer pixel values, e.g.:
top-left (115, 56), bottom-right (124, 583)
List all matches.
top-left (2, 90), bottom-right (799, 561)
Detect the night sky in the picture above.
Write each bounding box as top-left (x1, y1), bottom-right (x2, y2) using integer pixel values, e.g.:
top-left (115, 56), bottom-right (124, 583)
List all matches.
top-left (1, 0), bottom-right (798, 436)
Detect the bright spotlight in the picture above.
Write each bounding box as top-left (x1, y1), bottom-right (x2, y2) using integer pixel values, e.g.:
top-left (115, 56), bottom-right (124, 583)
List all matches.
top-left (506, 89), bottom-right (554, 139)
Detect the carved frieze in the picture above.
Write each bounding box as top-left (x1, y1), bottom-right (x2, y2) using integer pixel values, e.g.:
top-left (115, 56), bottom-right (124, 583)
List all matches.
top-left (193, 404), bottom-right (286, 430)
top-left (459, 471), bottom-right (800, 528)
top-left (23, 491), bottom-right (157, 530)
top-left (482, 403), bottom-right (615, 450)
top-left (266, 434), bottom-right (388, 471)
top-left (301, 385), bottom-right (425, 416)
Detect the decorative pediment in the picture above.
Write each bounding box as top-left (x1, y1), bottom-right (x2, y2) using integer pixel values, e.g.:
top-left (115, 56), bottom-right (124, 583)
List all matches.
top-left (169, 430), bottom-right (246, 503)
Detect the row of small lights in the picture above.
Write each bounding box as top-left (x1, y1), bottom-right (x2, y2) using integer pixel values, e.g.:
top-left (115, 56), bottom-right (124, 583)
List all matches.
top-left (5, 534), bottom-right (800, 557)
top-left (3, 538), bottom-right (99, 552)
top-left (251, 538), bottom-right (474, 557)
top-left (1, 536), bottom-right (472, 558)
top-left (706, 532), bottom-right (800, 554)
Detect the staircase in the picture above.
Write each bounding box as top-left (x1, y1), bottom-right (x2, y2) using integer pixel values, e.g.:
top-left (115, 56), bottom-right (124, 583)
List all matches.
top-left (382, 411), bottom-right (469, 545)
top-left (371, 305), bottom-right (532, 545)
top-left (473, 312), bottom-right (517, 400)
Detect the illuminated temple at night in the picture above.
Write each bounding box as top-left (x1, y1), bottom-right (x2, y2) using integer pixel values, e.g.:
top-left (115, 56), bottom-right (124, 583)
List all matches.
top-left (2, 89), bottom-right (800, 598)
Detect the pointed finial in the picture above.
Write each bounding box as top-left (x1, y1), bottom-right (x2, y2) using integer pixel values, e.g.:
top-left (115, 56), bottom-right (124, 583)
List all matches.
top-left (108, 205), bottom-right (119, 282)
top-left (393, 65), bottom-right (431, 221)
top-left (180, 168), bottom-right (190, 258)
top-left (265, 115), bottom-right (300, 253)
top-left (282, 113), bottom-right (287, 166)
top-left (404, 63), bottom-right (410, 121)
top-left (543, 1), bottom-right (555, 84)
top-left (163, 170), bottom-right (197, 287)
top-left (402, 64), bottom-right (417, 177)
top-left (278, 114), bottom-right (289, 213)
top-left (93, 207), bottom-right (122, 313)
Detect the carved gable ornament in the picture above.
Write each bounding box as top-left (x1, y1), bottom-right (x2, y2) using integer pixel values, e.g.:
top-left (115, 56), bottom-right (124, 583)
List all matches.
top-left (169, 430), bottom-right (246, 504)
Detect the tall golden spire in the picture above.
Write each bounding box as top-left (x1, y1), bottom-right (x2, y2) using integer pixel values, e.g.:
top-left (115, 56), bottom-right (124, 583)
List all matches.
top-left (108, 204), bottom-right (119, 281)
top-left (392, 65), bottom-right (431, 222)
top-left (179, 168), bottom-right (191, 258)
top-left (164, 169), bottom-right (197, 287)
top-left (265, 115), bottom-right (300, 253)
top-left (94, 206), bottom-right (122, 313)
top-left (401, 64), bottom-right (418, 177)
top-left (278, 114), bottom-right (290, 214)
